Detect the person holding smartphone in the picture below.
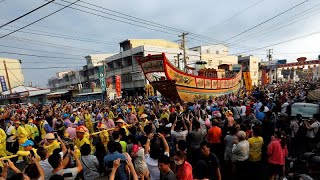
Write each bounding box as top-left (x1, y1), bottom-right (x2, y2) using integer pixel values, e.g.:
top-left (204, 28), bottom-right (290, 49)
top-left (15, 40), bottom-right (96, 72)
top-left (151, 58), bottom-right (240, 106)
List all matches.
top-left (48, 149), bottom-right (82, 180)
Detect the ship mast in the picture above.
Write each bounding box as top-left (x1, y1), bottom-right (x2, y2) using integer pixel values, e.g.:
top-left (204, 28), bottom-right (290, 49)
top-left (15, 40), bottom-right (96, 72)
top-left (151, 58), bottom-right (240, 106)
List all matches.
top-left (179, 33), bottom-right (188, 71)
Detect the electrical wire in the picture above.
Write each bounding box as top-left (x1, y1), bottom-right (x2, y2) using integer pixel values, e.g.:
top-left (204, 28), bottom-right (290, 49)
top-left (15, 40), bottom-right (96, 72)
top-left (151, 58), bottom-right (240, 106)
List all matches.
top-left (0, 51), bottom-right (84, 60)
top-left (0, 44), bottom-right (84, 57)
top-left (204, 0), bottom-right (265, 30)
top-left (0, 0), bottom-right (55, 29)
top-left (225, 0), bottom-right (309, 41)
top-left (0, 0), bottom-right (80, 39)
top-left (4, 34), bottom-right (105, 53)
top-left (0, 66), bottom-right (82, 70)
top-left (1, 26), bottom-right (116, 45)
top-left (52, 0), bottom-right (253, 50)
top-left (230, 2), bottom-right (320, 44)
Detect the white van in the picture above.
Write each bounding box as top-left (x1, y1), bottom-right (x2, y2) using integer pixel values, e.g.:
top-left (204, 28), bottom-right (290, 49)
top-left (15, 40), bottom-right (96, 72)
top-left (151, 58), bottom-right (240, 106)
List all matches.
top-left (281, 103), bottom-right (319, 118)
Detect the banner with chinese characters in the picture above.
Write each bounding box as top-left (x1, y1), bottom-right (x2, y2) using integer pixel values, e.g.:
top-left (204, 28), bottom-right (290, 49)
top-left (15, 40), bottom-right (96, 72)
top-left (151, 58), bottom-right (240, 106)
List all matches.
top-left (0, 76), bottom-right (7, 92)
top-left (116, 75), bottom-right (121, 97)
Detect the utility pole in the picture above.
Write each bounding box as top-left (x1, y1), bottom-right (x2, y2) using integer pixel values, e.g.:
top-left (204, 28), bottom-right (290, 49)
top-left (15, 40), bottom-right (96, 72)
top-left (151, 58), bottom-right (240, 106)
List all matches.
top-left (3, 61), bottom-right (12, 94)
top-left (267, 49), bottom-right (273, 84)
top-left (179, 33), bottom-right (189, 71)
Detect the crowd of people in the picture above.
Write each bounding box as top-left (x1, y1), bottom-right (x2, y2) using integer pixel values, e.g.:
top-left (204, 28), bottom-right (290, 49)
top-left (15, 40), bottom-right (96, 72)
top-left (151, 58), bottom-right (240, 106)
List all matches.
top-left (0, 81), bottom-right (319, 180)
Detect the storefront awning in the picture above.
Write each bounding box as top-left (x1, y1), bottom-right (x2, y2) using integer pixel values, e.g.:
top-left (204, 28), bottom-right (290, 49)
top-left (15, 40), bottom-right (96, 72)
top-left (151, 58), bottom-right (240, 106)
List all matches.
top-left (47, 91), bottom-right (69, 98)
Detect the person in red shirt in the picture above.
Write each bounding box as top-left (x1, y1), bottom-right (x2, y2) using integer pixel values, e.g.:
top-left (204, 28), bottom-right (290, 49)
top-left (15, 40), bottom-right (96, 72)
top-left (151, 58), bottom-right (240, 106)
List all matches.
top-left (267, 131), bottom-right (288, 180)
top-left (174, 151), bottom-right (193, 180)
top-left (207, 120), bottom-right (222, 159)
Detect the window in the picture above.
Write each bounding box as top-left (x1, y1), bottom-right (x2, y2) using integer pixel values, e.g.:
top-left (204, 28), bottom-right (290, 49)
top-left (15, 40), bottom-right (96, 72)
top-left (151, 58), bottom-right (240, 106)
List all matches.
top-left (216, 50), bottom-right (219, 54)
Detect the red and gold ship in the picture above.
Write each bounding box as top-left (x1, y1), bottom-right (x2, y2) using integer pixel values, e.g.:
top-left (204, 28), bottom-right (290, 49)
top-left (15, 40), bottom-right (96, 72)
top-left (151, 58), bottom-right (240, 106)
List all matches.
top-left (138, 53), bottom-right (243, 102)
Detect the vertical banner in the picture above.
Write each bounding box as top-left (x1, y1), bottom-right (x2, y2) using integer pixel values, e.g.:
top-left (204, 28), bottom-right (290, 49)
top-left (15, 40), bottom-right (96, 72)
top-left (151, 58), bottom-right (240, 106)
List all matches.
top-left (98, 66), bottom-right (106, 91)
top-left (116, 75), bottom-right (121, 98)
top-left (0, 76), bottom-right (7, 92)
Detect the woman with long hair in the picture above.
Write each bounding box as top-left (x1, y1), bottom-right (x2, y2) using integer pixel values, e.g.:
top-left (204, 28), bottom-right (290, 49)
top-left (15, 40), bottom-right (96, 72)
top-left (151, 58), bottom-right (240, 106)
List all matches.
top-left (267, 131), bottom-right (288, 180)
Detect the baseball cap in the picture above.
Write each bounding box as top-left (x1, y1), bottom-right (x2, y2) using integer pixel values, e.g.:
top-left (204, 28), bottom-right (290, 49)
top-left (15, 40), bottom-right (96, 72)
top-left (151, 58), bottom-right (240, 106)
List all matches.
top-left (21, 140), bottom-right (34, 147)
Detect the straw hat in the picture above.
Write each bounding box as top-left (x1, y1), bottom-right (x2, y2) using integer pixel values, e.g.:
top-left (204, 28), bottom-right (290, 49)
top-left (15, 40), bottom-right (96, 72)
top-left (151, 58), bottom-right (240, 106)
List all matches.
top-left (115, 119), bottom-right (125, 124)
top-left (140, 114), bottom-right (148, 119)
top-left (44, 133), bottom-right (55, 140)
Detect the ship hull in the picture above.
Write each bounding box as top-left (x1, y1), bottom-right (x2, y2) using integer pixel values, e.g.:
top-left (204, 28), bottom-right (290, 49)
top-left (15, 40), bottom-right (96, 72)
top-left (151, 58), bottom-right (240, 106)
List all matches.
top-left (138, 53), bottom-right (243, 102)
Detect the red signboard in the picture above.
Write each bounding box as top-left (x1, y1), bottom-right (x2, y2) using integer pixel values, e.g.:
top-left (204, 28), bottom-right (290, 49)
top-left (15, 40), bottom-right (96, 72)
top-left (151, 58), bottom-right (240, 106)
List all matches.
top-left (116, 75), bottom-right (121, 97)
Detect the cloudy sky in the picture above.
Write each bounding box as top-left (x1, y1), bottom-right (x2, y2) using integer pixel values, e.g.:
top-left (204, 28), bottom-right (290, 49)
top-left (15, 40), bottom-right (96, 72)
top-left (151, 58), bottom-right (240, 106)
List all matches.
top-left (1, 0), bottom-right (320, 86)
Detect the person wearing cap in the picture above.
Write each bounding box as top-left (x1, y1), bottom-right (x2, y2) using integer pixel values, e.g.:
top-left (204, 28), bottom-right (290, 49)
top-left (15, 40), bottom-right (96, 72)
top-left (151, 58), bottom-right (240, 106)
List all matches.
top-left (83, 110), bottom-right (94, 133)
top-left (127, 102), bottom-right (136, 114)
top-left (13, 120), bottom-right (29, 163)
top-left (28, 118), bottom-right (39, 140)
top-left (20, 140), bottom-right (40, 161)
top-left (160, 107), bottom-right (169, 122)
top-left (97, 123), bottom-right (110, 149)
top-left (115, 119), bottom-right (129, 136)
top-left (226, 110), bottom-right (235, 127)
top-left (44, 133), bottom-right (61, 155)
top-left (64, 122), bottom-right (77, 140)
top-left (74, 126), bottom-right (91, 157)
top-left (139, 114), bottom-right (149, 130)
top-left (126, 109), bottom-right (138, 124)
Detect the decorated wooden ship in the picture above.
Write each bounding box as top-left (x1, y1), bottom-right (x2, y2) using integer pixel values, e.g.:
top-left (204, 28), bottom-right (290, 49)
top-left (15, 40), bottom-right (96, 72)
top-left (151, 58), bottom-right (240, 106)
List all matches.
top-left (138, 53), bottom-right (242, 102)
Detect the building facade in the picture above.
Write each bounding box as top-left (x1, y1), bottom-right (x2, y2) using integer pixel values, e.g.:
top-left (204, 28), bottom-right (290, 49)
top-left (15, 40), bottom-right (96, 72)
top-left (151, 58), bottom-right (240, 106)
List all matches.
top-left (277, 57), bottom-right (320, 82)
top-left (238, 55), bottom-right (260, 86)
top-left (0, 57), bottom-right (24, 92)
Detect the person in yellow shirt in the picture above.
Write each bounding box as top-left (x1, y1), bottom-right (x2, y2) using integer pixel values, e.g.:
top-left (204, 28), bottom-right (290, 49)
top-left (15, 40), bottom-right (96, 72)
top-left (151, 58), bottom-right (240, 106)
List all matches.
top-left (0, 128), bottom-right (8, 158)
top-left (127, 102), bottom-right (136, 114)
top-left (21, 119), bottom-right (33, 140)
top-left (106, 107), bottom-right (114, 120)
top-left (115, 119), bottom-right (129, 136)
top-left (137, 104), bottom-right (145, 118)
top-left (38, 117), bottom-right (48, 139)
top-left (139, 114), bottom-right (149, 130)
top-left (20, 140), bottom-right (40, 162)
top-left (160, 107), bottom-right (170, 123)
top-left (74, 126), bottom-right (91, 157)
top-left (43, 133), bottom-right (61, 155)
top-left (28, 119), bottom-right (39, 140)
top-left (96, 123), bottom-right (110, 149)
top-left (14, 120), bottom-right (29, 163)
top-left (247, 126), bottom-right (264, 179)
top-left (84, 110), bottom-right (94, 133)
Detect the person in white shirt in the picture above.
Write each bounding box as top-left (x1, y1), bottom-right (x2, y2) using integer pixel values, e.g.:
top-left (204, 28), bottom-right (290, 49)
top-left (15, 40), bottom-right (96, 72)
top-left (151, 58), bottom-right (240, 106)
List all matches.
top-left (37, 135), bottom-right (67, 180)
top-left (232, 131), bottom-right (250, 179)
top-left (304, 114), bottom-right (320, 151)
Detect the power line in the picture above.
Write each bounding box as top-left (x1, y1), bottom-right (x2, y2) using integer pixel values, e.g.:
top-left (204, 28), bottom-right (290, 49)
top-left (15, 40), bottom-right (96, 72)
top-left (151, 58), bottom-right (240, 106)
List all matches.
top-left (0, 51), bottom-right (84, 60)
top-left (0, 0), bottom-right (55, 29)
top-left (1, 26), bottom-right (116, 45)
top-left (230, 2), bottom-right (320, 44)
top-left (225, 0), bottom-right (309, 41)
top-left (53, 0), bottom-right (252, 50)
top-left (51, 0), bottom-right (180, 36)
top-left (208, 0), bottom-right (265, 30)
top-left (236, 30), bottom-right (320, 54)
top-left (4, 34), bottom-right (105, 53)
top-left (0, 0), bottom-right (80, 39)
top-left (0, 44), bottom-right (84, 57)
top-left (0, 66), bottom-right (82, 70)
